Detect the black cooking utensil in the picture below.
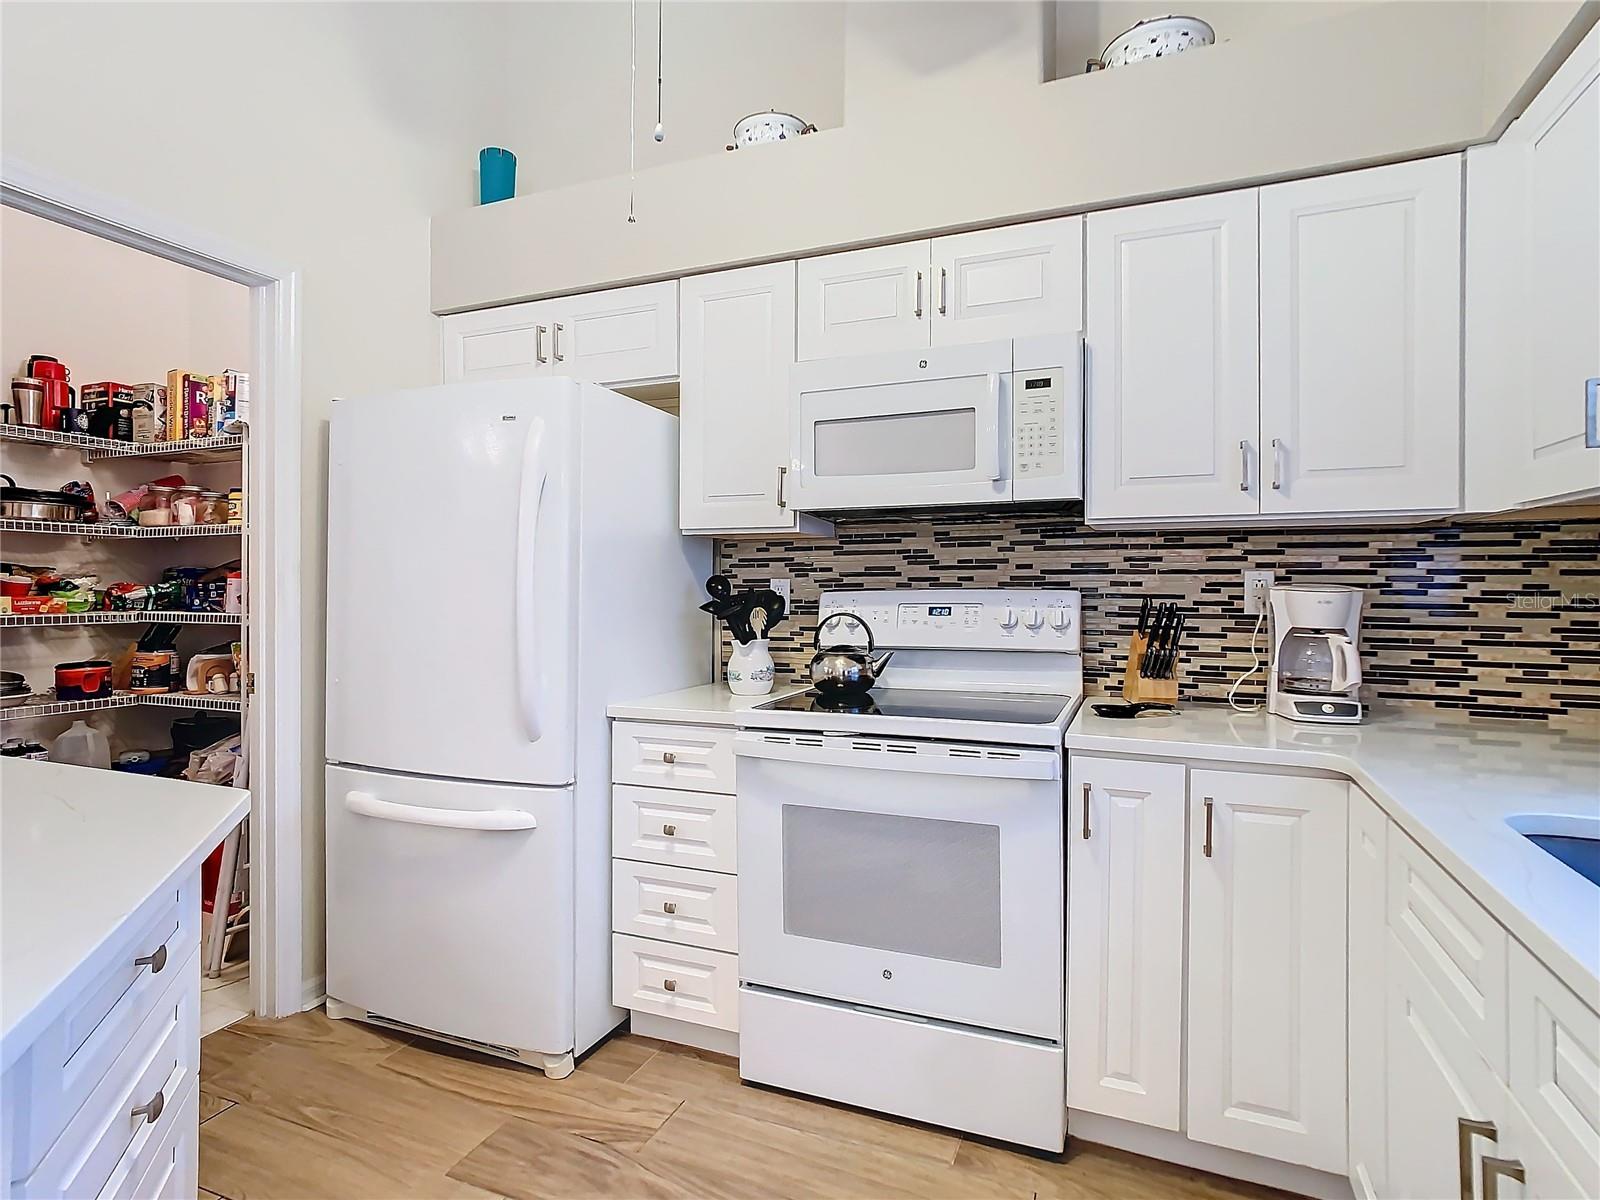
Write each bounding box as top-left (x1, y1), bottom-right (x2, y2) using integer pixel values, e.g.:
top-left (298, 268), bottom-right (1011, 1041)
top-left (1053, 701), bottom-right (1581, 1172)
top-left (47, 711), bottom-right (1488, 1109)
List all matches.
top-left (1092, 701), bottom-right (1178, 719)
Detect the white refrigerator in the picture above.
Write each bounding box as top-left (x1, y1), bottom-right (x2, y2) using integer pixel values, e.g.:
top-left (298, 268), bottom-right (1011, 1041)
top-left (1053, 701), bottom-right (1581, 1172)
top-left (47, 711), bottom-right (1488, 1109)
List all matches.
top-left (324, 378), bottom-right (710, 1076)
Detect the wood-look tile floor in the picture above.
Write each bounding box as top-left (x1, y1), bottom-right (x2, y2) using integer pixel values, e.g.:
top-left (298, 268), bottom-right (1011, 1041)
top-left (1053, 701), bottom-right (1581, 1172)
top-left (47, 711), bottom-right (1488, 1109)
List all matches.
top-left (198, 1009), bottom-right (1298, 1200)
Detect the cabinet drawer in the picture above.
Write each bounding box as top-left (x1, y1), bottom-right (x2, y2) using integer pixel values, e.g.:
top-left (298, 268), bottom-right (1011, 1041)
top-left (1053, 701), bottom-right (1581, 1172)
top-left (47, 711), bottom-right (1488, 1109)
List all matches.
top-left (613, 785), bottom-right (736, 872)
top-left (612, 860), bottom-right (738, 953)
top-left (612, 934), bottom-right (739, 1032)
top-left (612, 721), bottom-right (736, 794)
top-left (6, 873), bottom-right (199, 1179)
top-left (19, 950), bottom-right (198, 1200)
top-left (1388, 829), bottom-right (1509, 1076)
top-left (1507, 940), bottom-right (1600, 1190)
top-left (102, 1081), bottom-right (197, 1200)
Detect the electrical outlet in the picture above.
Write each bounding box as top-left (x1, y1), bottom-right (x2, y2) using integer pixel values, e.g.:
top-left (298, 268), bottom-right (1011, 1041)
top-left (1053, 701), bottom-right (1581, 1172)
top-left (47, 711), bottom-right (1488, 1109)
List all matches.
top-left (1243, 570), bottom-right (1275, 616)
top-left (769, 578), bottom-right (791, 610)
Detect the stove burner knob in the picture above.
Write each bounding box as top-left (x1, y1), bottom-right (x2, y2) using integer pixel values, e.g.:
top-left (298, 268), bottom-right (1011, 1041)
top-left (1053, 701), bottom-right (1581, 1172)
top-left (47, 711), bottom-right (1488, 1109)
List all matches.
top-left (1023, 607), bottom-right (1044, 630)
top-left (997, 605), bottom-right (1019, 630)
top-left (1049, 608), bottom-right (1071, 631)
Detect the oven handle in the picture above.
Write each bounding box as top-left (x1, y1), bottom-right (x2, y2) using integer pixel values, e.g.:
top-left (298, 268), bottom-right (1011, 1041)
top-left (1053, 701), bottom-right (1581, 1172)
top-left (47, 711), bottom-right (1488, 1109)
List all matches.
top-left (733, 731), bottom-right (1059, 780)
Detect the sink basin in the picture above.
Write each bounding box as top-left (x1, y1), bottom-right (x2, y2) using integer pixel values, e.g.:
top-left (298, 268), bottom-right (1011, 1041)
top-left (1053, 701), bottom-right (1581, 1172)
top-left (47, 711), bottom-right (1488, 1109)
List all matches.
top-left (1507, 814), bottom-right (1600, 887)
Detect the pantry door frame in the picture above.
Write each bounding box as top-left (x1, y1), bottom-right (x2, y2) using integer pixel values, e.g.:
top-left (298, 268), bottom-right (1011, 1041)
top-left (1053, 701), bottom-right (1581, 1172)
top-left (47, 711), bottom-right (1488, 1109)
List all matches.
top-left (2, 158), bottom-right (305, 1020)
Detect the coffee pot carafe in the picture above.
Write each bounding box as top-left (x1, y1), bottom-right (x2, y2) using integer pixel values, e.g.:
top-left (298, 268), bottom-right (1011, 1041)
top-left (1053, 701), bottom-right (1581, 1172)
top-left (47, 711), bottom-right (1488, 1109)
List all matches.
top-left (1268, 585), bottom-right (1365, 724)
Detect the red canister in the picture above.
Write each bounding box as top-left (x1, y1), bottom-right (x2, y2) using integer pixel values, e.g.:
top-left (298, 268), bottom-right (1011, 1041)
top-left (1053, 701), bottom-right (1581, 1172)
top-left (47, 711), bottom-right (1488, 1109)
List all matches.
top-left (25, 356), bottom-right (71, 432)
top-left (55, 659), bottom-right (112, 701)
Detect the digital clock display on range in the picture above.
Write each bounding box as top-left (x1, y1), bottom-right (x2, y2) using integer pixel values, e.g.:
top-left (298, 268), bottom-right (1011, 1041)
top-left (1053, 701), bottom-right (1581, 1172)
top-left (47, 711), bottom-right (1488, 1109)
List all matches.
top-left (927, 606), bottom-right (952, 617)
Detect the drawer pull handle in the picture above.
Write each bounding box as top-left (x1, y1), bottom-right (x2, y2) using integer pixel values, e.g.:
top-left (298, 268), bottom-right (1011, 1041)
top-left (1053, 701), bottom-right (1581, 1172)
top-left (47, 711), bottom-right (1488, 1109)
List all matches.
top-left (134, 944), bottom-right (168, 974)
top-left (662, 751), bottom-right (677, 764)
top-left (662, 901), bottom-right (678, 914)
top-left (1458, 1119), bottom-right (1498, 1200)
top-left (663, 978), bottom-right (677, 992)
top-left (662, 824), bottom-right (678, 837)
top-left (1482, 1157), bottom-right (1524, 1200)
top-left (131, 1088), bottom-right (165, 1125)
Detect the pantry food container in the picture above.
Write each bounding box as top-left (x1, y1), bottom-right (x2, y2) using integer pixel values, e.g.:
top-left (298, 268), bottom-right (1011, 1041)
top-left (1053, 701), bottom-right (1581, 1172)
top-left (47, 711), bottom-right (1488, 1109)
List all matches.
top-left (138, 485), bottom-right (175, 526)
top-left (199, 490), bottom-right (228, 525)
top-left (172, 485), bottom-right (206, 526)
top-left (54, 659), bottom-right (113, 701)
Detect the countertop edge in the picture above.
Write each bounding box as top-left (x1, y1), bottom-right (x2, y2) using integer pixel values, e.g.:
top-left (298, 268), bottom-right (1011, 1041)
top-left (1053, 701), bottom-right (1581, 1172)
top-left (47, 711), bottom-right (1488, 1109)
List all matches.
top-left (1063, 724), bottom-right (1600, 1013)
top-left (1, 788), bottom-right (250, 1071)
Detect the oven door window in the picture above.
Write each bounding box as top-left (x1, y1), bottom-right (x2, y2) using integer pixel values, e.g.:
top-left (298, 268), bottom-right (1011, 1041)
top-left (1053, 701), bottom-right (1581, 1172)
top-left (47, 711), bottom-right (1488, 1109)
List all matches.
top-left (781, 804), bottom-right (1002, 968)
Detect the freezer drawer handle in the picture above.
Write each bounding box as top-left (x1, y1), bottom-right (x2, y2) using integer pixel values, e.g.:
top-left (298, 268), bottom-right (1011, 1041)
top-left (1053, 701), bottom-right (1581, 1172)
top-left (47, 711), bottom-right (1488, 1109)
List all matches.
top-left (344, 791), bottom-right (537, 832)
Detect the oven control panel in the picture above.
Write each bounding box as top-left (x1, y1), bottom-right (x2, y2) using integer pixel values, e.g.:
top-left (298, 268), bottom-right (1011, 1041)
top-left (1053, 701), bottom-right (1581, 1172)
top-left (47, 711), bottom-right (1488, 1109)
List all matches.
top-left (818, 588), bottom-right (1081, 651)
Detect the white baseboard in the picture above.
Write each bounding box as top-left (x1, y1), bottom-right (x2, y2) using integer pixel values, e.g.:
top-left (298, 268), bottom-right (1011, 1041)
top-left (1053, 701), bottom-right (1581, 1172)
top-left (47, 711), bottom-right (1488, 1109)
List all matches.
top-left (300, 974), bottom-right (327, 1013)
top-left (629, 1010), bottom-right (739, 1057)
top-left (1067, 1111), bottom-right (1354, 1200)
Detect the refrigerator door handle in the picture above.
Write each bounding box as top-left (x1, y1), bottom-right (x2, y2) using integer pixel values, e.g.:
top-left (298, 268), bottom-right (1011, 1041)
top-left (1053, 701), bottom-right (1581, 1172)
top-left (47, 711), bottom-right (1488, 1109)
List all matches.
top-left (516, 418), bottom-right (548, 743)
top-left (344, 791), bottom-right (538, 831)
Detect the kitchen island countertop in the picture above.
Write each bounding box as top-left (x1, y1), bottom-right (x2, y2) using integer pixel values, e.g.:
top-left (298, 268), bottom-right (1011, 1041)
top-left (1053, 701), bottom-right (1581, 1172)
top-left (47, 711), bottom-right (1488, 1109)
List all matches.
top-left (1, 759), bottom-right (249, 1070)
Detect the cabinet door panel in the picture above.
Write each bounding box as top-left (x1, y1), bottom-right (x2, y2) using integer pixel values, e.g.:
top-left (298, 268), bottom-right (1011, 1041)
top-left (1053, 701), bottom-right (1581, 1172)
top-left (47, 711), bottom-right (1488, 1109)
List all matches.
top-left (798, 241), bottom-right (930, 360)
top-left (1085, 191), bottom-right (1261, 522)
top-left (1348, 787), bottom-right (1390, 1200)
top-left (1507, 940), bottom-right (1600, 1192)
top-left (549, 281), bottom-right (677, 385)
top-left (441, 300), bottom-right (554, 383)
top-left (932, 217), bottom-right (1083, 346)
top-left (1186, 769), bottom-right (1347, 1173)
top-left (1260, 156), bottom-right (1462, 515)
top-left (678, 262), bottom-right (799, 532)
top-left (1065, 755), bottom-right (1186, 1130)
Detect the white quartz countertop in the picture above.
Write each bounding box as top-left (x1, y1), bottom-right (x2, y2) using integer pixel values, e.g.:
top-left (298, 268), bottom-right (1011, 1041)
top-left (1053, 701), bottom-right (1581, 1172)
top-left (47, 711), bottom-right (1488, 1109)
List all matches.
top-left (1066, 701), bottom-right (1600, 1010)
top-left (1, 760), bottom-right (250, 1070)
top-left (608, 682), bottom-right (808, 726)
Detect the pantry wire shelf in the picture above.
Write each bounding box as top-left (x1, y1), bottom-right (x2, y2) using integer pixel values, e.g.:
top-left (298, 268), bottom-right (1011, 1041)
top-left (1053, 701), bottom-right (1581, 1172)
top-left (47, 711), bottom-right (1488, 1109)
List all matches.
top-left (0, 690), bottom-right (244, 722)
top-left (0, 519), bottom-right (240, 538)
top-left (0, 424), bottom-right (244, 462)
top-left (0, 611), bottom-right (242, 628)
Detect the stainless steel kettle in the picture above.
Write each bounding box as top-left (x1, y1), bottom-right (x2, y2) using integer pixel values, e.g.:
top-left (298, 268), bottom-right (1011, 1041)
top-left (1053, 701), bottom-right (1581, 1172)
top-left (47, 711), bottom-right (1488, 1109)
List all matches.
top-left (808, 612), bottom-right (893, 697)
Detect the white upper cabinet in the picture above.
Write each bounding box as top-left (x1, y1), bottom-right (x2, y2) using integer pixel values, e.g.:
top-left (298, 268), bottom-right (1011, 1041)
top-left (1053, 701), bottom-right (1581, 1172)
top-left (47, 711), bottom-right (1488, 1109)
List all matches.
top-left (1185, 769), bottom-right (1348, 1175)
top-left (1259, 156), bottom-right (1463, 516)
top-left (798, 241), bottom-right (931, 361)
top-left (679, 262), bottom-right (812, 534)
top-left (441, 281), bottom-right (677, 387)
top-left (930, 217), bottom-right (1083, 347)
top-left (1085, 190), bottom-right (1262, 523)
top-left (1065, 756), bottom-right (1186, 1131)
top-left (1467, 26), bottom-right (1600, 510)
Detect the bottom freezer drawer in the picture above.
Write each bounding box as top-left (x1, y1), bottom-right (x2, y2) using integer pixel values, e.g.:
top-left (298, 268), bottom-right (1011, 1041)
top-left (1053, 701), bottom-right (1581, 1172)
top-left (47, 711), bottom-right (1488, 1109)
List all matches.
top-left (325, 765), bottom-right (576, 1055)
top-left (739, 985), bottom-right (1065, 1151)
top-left (612, 935), bottom-right (738, 1032)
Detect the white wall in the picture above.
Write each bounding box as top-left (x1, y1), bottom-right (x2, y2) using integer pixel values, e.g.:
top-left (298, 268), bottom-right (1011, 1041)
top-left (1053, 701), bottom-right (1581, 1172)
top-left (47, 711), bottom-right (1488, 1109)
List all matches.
top-left (1, 0), bottom-right (505, 997)
top-left (485, 1), bottom-right (846, 195)
top-left (1, 206), bottom-right (251, 388)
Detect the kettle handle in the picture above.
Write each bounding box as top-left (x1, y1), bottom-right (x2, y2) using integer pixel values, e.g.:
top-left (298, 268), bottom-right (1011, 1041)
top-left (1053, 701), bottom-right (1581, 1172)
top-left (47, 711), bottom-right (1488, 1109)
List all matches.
top-left (815, 610), bottom-right (874, 654)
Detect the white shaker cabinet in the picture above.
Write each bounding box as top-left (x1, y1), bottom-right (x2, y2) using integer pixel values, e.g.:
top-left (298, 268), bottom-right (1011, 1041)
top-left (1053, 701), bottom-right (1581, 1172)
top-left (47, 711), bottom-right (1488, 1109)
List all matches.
top-left (441, 281), bottom-right (677, 388)
top-left (1085, 191), bottom-right (1262, 523)
top-left (797, 242), bottom-right (931, 361)
top-left (930, 217), bottom-right (1083, 347)
top-left (1065, 756), bottom-right (1186, 1130)
top-left (1259, 156), bottom-right (1463, 516)
top-left (679, 263), bottom-right (825, 535)
top-left (1186, 769), bottom-right (1348, 1174)
top-left (1467, 25), bottom-right (1600, 510)
top-left (1347, 787), bottom-right (1390, 1200)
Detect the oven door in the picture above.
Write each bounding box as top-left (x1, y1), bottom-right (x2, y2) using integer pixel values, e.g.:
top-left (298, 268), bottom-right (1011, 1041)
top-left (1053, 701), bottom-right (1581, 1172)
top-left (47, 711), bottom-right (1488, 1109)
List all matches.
top-left (734, 730), bottom-right (1063, 1041)
top-left (789, 340), bottom-right (1012, 511)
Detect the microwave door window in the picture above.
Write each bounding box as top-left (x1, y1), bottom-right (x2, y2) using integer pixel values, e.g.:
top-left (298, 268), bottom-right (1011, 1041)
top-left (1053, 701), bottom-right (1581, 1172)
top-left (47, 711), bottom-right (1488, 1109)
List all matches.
top-left (813, 408), bottom-right (978, 478)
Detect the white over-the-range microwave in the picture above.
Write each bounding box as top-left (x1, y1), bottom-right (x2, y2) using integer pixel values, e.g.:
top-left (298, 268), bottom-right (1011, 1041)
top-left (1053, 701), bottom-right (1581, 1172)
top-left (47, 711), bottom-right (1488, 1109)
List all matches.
top-left (786, 334), bottom-right (1082, 513)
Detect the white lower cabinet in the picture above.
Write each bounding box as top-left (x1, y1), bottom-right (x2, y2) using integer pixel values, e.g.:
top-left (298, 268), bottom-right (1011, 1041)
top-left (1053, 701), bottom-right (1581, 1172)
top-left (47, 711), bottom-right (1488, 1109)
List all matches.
top-left (1186, 769), bottom-right (1348, 1173)
top-left (1065, 756), bottom-right (1186, 1130)
top-left (1348, 787), bottom-right (1390, 1200)
top-left (611, 934), bottom-right (739, 1033)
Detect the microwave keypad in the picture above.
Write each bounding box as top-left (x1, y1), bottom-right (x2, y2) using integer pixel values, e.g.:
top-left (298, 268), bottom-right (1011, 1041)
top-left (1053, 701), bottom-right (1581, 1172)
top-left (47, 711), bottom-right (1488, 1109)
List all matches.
top-left (1016, 371), bottom-right (1064, 477)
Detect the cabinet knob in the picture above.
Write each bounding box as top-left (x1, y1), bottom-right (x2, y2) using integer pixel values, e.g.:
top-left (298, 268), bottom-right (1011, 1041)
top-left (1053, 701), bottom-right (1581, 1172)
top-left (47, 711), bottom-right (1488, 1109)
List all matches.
top-left (662, 978), bottom-right (677, 992)
top-left (134, 943), bottom-right (167, 974)
top-left (662, 824), bottom-right (677, 837)
top-left (131, 1088), bottom-right (165, 1125)
top-left (662, 901), bottom-right (677, 914)
top-left (662, 751), bottom-right (677, 765)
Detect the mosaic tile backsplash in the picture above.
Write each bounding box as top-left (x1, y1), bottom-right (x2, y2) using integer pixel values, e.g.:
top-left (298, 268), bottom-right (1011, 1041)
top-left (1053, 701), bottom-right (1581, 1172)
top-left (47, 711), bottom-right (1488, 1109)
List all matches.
top-left (716, 516), bottom-right (1600, 724)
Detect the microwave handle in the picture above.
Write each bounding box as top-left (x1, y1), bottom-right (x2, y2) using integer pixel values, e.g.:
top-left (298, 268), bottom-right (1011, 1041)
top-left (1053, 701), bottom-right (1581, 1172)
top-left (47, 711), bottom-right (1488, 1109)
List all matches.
top-left (980, 372), bottom-right (1003, 482)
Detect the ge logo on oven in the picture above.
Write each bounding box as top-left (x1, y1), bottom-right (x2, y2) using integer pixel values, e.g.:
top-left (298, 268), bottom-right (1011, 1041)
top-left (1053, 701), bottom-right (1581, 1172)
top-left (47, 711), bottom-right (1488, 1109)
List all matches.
top-left (882, 969), bottom-right (893, 980)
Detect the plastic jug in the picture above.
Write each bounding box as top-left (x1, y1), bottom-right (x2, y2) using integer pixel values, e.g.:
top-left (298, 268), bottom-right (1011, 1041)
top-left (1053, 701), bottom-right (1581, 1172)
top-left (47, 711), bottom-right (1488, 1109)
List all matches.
top-left (50, 720), bottom-right (111, 769)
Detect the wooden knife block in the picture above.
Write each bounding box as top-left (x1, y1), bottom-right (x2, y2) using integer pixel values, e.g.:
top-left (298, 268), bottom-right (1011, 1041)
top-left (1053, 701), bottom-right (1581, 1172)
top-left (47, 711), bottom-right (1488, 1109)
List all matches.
top-left (1122, 631), bottom-right (1180, 704)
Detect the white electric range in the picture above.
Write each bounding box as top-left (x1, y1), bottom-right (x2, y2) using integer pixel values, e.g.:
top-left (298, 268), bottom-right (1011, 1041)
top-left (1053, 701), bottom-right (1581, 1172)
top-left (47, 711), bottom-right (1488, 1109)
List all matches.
top-left (734, 588), bottom-right (1082, 1152)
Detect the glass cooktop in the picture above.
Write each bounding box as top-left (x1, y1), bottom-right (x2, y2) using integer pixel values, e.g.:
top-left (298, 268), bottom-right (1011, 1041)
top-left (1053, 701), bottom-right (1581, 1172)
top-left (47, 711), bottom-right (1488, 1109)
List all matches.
top-left (757, 688), bottom-right (1072, 724)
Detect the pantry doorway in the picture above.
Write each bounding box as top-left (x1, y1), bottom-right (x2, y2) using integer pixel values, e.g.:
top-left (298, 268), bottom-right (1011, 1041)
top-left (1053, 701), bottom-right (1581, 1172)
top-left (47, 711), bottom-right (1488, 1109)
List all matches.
top-left (1, 161), bottom-right (304, 1020)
